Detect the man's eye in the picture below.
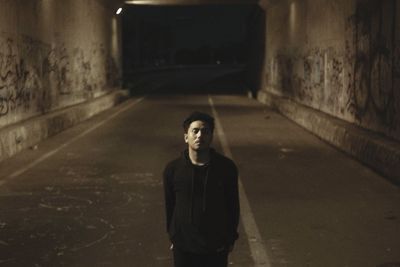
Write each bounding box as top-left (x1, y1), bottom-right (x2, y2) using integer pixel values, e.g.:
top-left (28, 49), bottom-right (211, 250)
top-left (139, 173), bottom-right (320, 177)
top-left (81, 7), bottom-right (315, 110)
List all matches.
top-left (191, 128), bottom-right (210, 134)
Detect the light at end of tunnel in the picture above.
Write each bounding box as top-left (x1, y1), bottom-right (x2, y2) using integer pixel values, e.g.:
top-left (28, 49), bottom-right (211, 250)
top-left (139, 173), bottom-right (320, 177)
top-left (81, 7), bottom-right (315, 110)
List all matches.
top-left (116, 7), bottom-right (122, 15)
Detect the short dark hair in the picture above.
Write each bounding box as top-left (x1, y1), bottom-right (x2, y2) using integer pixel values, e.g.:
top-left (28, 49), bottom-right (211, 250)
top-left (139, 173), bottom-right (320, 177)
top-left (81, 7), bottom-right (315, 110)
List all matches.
top-left (183, 111), bottom-right (215, 133)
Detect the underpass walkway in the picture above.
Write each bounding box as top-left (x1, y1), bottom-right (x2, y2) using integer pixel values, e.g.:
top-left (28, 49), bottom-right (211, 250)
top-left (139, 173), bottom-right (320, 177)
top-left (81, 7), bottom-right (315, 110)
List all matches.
top-left (0, 93), bottom-right (399, 267)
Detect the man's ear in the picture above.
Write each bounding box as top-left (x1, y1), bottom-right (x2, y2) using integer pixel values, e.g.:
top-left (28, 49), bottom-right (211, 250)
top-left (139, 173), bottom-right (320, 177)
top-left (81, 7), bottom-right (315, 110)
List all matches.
top-left (184, 133), bottom-right (188, 143)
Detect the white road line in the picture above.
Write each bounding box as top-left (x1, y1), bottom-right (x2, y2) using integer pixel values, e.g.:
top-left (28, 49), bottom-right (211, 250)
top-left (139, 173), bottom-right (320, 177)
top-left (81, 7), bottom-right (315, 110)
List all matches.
top-left (0, 97), bottom-right (146, 186)
top-left (208, 95), bottom-right (272, 267)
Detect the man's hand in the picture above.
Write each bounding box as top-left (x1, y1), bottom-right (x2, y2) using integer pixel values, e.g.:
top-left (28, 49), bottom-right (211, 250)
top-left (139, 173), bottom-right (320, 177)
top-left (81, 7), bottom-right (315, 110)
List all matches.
top-left (169, 243), bottom-right (174, 250)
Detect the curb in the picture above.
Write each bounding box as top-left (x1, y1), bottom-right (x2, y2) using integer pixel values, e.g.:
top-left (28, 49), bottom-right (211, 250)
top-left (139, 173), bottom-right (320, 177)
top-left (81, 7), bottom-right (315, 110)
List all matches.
top-left (0, 90), bottom-right (130, 163)
top-left (257, 90), bottom-right (400, 185)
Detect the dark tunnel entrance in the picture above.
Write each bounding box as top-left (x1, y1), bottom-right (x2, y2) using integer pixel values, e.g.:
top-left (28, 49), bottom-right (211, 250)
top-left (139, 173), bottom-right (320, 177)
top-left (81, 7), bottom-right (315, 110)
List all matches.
top-left (121, 4), bottom-right (265, 96)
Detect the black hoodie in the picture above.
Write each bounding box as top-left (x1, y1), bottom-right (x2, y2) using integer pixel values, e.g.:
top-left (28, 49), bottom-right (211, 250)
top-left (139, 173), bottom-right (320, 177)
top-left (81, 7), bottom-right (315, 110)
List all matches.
top-left (163, 149), bottom-right (240, 254)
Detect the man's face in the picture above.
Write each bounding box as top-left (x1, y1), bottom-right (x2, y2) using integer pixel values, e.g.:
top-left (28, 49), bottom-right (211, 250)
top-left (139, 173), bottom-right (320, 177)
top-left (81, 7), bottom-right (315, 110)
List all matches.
top-left (184, 120), bottom-right (213, 151)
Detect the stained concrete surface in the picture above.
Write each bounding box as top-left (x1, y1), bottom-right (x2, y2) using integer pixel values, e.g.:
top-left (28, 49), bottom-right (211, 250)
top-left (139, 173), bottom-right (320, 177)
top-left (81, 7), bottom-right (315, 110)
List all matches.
top-left (0, 71), bottom-right (399, 266)
top-left (0, 90), bottom-right (129, 163)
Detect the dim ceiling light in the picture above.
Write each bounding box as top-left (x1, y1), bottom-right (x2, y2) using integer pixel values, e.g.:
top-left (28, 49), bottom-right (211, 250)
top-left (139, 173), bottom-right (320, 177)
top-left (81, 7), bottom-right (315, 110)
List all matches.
top-left (124, 0), bottom-right (159, 4)
top-left (116, 7), bottom-right (122, 14)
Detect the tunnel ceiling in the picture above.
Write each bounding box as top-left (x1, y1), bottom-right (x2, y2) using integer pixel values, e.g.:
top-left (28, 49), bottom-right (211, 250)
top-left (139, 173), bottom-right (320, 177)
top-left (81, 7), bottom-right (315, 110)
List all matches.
top-left (99, 0), bottom-right (124, 8)
top-left (124, 0), bottom-right (259, 5)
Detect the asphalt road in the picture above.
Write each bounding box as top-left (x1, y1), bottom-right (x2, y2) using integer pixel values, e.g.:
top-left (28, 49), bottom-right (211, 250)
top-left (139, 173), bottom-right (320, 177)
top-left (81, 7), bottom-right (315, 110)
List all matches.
top-left (0, 71), bottom-right (399, 267)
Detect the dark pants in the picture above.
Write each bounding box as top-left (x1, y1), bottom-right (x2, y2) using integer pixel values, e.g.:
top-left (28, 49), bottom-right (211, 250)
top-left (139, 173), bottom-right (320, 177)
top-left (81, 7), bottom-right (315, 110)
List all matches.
top-left (173, 247), bottom-right (228, 267)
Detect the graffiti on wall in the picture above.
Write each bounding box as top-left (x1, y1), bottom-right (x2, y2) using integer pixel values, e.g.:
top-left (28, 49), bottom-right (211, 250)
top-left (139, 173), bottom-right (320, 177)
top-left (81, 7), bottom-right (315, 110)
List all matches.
top-left (276, 54), bottom-right (294, 96)
top-left (325, 48), bottom-right (345, 111)
top-left (0, 37), bottom-right (76, 118)
top-left (301, 49), bottom-right (325, 105)
top-left (0, 34), bottom-right (118, 124)
top-left (106, 56), bottom-right (119, 87)
top-left (0, 37), bottom-right (43, 117)
top-left (351, 0), bottom-right (396, 125)
top-left (265, 0), bottom-right (399, 139)
top-left (269, 48), bottom-right (336, 108)
top-left (44, 43), bottom-right (72, 96)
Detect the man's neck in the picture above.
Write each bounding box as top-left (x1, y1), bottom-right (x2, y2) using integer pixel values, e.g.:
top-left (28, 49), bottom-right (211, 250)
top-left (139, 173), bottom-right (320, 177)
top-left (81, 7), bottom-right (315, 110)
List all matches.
top-left (188, 148), bottom-right (210, 166)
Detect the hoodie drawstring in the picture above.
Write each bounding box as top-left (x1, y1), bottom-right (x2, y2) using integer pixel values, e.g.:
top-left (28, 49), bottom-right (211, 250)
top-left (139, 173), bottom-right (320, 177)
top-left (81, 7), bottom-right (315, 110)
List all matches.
top-left (202, 167), bottom-right (210, 212)
top-left (184, 149), bottom-right (212, 224)
top-left (190, 164), bottom-right (210, 223)
top-left (190, 168), bottom-right (195, 224)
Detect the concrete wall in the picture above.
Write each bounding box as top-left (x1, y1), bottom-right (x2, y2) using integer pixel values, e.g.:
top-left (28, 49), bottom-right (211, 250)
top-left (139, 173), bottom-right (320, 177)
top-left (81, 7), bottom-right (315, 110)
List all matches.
top-left (260, 0), bottom-right (399, 141)
top-left (258, 0), bottom-right (400, 183)
top-left (0, 0), bottom-right (121, 129)
top-left (0, 0), bottom-right (123, 162)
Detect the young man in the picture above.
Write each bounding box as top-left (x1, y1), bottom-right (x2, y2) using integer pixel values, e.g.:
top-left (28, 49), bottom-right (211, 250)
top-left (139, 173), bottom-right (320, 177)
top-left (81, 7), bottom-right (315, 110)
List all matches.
top-left (163, 111), bottom-right (240, 267)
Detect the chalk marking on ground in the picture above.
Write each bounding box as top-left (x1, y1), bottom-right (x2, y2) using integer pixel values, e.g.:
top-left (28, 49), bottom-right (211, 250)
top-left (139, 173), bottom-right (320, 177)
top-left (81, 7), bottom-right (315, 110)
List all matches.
top-left (0, 97), bottom-right (146, 186)
top-left (208, 95), bottom-right (272, 267)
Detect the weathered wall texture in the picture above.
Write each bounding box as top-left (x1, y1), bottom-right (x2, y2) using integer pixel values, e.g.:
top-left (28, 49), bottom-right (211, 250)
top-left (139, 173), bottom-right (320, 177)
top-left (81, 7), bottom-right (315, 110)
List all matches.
top-left (263, 0), bottom-right (399, 142)
top-left (0, 0), bottom-right (121, 129)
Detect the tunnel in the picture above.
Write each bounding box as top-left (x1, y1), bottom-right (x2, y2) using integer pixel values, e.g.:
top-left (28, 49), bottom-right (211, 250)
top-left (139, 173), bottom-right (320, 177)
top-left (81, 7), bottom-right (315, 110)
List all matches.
top-left (121, 1), bottom-right (265, 97)
top-left (0, 0), bottom-right (399, 266)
